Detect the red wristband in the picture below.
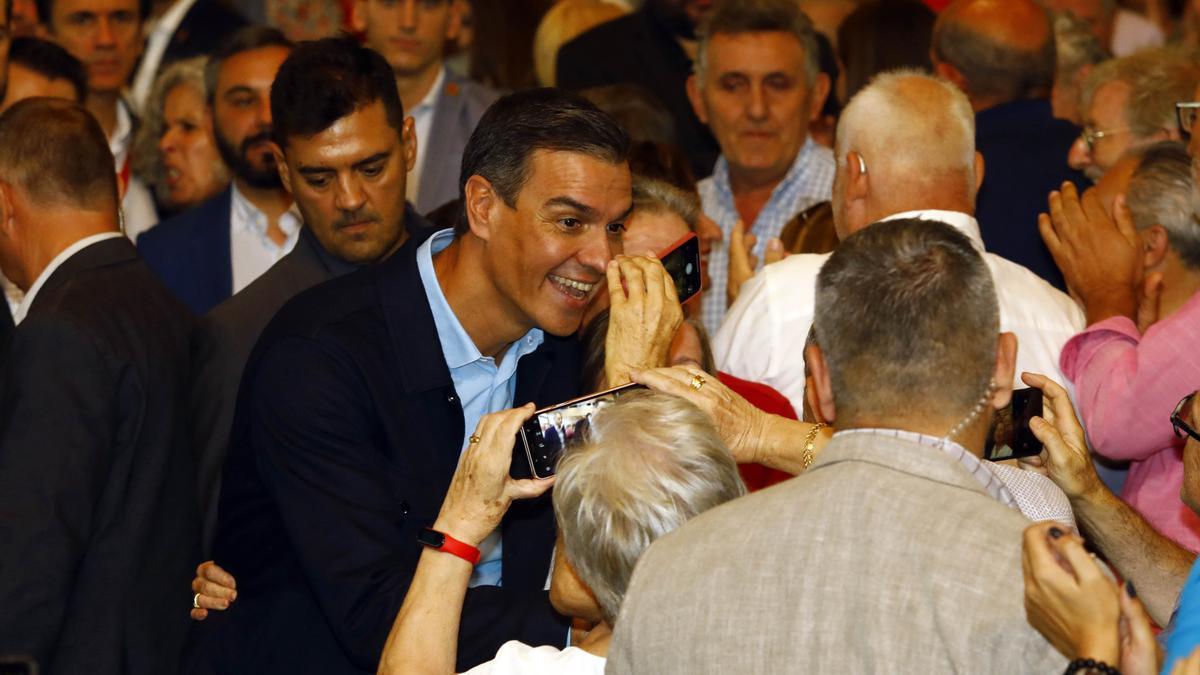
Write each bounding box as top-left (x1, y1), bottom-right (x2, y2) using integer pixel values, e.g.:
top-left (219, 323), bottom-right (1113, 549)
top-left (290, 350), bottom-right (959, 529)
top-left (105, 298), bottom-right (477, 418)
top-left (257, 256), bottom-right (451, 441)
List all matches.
top-left (417, 528), bottom-right (481, 565)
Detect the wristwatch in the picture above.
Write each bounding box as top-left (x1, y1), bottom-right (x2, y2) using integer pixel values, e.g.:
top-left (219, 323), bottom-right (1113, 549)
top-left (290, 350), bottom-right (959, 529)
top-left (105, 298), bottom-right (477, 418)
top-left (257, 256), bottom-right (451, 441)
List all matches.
top-left (417, 528), bottom-right (481, 565)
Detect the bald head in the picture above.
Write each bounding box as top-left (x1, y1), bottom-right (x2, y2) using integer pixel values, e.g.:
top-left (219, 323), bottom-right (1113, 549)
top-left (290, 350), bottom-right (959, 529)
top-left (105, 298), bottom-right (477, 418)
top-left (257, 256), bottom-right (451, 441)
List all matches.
top-left (835, 70), bottom-right (977, 234)
top-left (932, 0), bottom-right (1056, 109)
top-left (0, 97), bottom-right (117, 211)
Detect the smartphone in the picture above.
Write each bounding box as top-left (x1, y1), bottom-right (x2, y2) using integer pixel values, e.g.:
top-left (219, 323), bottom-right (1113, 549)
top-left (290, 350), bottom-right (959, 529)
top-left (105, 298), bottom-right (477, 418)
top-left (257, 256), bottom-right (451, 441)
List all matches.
top-left (983, 388), bottom-right (1045, 461)
top-left (658, 233), bottom-right (703, 304)
top-left (518, 382), bottom-right (645, 479)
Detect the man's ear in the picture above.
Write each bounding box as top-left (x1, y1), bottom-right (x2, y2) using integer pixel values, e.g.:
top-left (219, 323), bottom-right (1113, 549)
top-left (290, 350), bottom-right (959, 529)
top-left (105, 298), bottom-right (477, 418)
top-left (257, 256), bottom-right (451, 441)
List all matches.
top-left (1142, 225), bottom-right (1170, 269)
top-left (990, 332), bottom-right (1018, 410)
top-left (272, 143), bottom-right (293, 196)
top-left (402, 116), bottom-right (417, 172)
top-left (973, 151), bottom-right (986, 193)
top-left (686, 74), bottom-right (707, 125)
top-left (463, 174), bottom-right (499, 242)
top-left (805, 343), bottom-right (836, 425)
top-left (846, 151), bottom-right (869, 201)
top-left (350, 0), bottom-right (367, 33)
top-left (808, 73), bottom-right (832, 123)
top-left (0, 181), bottom-right (16, 239)
top-left (933, 59), bottom-right (968, 94)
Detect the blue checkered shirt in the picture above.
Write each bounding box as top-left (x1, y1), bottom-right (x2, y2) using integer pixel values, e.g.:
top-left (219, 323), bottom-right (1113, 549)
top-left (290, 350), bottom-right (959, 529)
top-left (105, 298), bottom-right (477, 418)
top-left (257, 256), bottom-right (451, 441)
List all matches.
top-left (698, 136), bottom-right (835, 334)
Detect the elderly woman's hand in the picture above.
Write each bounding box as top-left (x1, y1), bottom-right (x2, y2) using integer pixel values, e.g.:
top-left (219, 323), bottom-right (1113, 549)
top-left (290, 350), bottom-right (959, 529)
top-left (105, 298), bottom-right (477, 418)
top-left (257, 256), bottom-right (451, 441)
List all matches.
top-left (432, 405), bottom-right (555, 547)
top-left (1022, 522), bottom-right (1122, 664)
top-left (604, 255), bottom-right (684, 388)
top-left (630, 365), bottom-right (764, 463)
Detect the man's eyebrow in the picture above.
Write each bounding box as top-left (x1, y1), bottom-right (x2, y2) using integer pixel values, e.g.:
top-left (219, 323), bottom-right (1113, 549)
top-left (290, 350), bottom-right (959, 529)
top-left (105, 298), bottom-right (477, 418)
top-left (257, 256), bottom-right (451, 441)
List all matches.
top-left (614, 202), bottom-right (634, 223)
top-left (222, 85), bottom-right (257, 99)
top-left (297, 165), bottom-right (334, 177)
top-left (545, 196), bottom-right (599, 218)
top-left (352, 151), bottom-right (390, 169)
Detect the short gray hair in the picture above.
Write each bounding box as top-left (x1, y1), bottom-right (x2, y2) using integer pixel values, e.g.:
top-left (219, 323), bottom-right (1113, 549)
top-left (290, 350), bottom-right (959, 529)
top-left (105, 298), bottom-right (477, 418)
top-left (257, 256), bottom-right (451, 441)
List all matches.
top-left (1126, 141), bottom-right (1200, 269)
top-left (695, 0), bottom-right (820, 86)
top-left (814, 218), bottom-right (999, 424)
top-left (1053, 10), bottom-right (1108, 77)
top-left (632, 176), bottom-right (699, 230)
top-left (1081, 47), bottom-right (1200, 139)
top-left (553, 391), bottom-right (746, 624)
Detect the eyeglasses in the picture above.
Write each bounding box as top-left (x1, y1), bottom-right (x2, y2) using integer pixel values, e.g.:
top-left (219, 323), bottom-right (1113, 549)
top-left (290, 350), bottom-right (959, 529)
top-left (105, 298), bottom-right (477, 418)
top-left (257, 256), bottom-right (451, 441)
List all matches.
top-left (1172, 391), bottom-right (1200, 443)
top-left (1080, 125), bottom-right (1131, 153)
top-left (1177, 102), bottom-right (1200, 139)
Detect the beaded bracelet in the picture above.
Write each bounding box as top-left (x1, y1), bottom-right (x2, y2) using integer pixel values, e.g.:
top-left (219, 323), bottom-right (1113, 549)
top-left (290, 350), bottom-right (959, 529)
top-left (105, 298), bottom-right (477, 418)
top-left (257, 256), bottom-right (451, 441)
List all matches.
top-left (1064, 658), bottom-right (1121, 675)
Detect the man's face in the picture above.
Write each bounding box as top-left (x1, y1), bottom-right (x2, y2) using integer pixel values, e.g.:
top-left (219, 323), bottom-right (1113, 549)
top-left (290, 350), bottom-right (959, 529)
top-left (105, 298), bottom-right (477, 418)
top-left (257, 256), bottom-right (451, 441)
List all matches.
top-left (1069, 79), bottom-right (1134, 181)
top-left (0, 63), bottom-right (77, 111)
top-left (278, 100), bottom-right (414, 265)
top-left (692, 31), bottom-right (818, 187)
top-left (212, 45), bottom-right (290, 189)
top-left (1181, 394), bottom-right (1200, 514)
top-left (481, 150), bottom-right (631, 337)
top-left (1046, 0), bottom-right (1114, 46)
top-left (357, 0), bottom-right (456, 78)
top-left (48, 0), bottom-right (141, 96)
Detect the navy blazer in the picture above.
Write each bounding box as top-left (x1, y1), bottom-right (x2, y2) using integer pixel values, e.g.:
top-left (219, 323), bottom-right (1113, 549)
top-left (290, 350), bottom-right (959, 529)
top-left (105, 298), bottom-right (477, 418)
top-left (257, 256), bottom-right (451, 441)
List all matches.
top-left (138, 188), bottom-right (233, 315)
top-left (203, 234), bottom-right (575, 673)
top-left (975, 98), bottom-right (1089, 291)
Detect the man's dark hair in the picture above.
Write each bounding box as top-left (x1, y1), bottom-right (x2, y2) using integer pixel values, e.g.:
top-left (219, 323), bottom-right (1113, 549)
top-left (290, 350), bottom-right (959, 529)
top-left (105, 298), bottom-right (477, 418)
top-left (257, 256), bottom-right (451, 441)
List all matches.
top-left (204, 25), bottom-right (292, 103)
top-left (0, 97), bottom-right (117, 209)
top-left (8, 36), bottom-right (87, 103)
top-left (814, 218), bottom-right (998, 425)
top-left (932, 13), bottom-right (1055, 104)
top-left (270, 36), bottom-right (404, 148)
top-left (37, 0), bottom-right (151, 29)
top-left (456, 87), bottom-right (630, 235)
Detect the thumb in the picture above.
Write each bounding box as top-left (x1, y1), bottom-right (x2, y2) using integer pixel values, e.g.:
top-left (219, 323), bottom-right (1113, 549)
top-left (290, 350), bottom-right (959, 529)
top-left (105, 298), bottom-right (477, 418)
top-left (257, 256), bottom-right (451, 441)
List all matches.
top-left (507, 477), bottom-right (556, 501)
top-left (1029, 416), bottom-right (1070, 469)
top-left (730, 220), bottom-right (746, 253)
top-left (764, 237), bottom-right (786, 264)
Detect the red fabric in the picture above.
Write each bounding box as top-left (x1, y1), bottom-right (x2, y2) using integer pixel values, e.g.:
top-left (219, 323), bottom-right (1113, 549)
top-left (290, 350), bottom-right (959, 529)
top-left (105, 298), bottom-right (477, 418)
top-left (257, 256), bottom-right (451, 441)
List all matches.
top-left (718, 372), bottom-right (797, 492)
top-left (922, 0), bottom-right (951, 11)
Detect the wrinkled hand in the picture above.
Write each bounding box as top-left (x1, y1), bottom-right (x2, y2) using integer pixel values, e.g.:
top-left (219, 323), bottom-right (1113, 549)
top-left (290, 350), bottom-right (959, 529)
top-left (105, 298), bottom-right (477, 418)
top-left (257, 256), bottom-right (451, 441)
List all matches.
top-left (1119, 576), bottom-right (1162, 675)
top-left (1018, 372), bottom-right (1106, 502)
top-left (1039, 185), bottom-right (1141, 325)
top-left (1022, 522), bottom-right (1121, 663)
top-left (727, 220), bottom-right (784, 306)
top-left (190, 560), bottom-right (237, 621)
top-left (604, 255), bottom-right (684, 387)
top-left (630, 365), bottom-right (763, 463)
top-left (434, 405), bottom-right (555, 547)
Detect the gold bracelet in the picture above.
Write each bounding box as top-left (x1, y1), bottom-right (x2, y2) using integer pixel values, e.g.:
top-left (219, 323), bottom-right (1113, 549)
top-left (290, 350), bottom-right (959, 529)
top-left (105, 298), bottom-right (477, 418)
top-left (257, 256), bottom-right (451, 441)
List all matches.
top-left (801, 422), bottom-right (826, 471)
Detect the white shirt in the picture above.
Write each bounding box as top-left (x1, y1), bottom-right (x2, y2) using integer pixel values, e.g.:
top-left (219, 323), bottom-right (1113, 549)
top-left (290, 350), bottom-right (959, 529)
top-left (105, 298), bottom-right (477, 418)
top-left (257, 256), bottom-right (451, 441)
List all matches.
top-left (406, 66), bottom-right (446, 205)
top-left (1111, 9), bottom-right (1165, 57)
top-left (460, 640), bottom-right (605, 675)
top-left (128, 0), bottom-right (200, 114)
top-left (229, 183), bottom-right (301, 293)
top-left (108, 100), bottom-right (159, 241)
top-left (712, 209), bottom-right (1086, 414)
top-left (12, 232), bottom-right (125, 324)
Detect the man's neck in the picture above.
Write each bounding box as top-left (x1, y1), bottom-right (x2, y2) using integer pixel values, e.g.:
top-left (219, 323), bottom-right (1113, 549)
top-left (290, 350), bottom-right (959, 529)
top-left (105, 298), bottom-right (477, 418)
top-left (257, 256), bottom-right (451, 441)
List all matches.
top-left (235, 179), bottom-right (293, 245)
top-left (395, 61), bottom-right (443, 115)
top-left (18, 218), bottom-right (119, 291)
top-left (432, 235), bottom-right (532, 359)
top-left (86, 92), bottom-right (121, 141)
top-left (1157, 263), bottom-right (1200, 322)
top-left (577, 621), bottom-right (612, 658)
top-left (729, 167), bottom-right (788, 228)
top-left (839, 412), bottom-right (988, 458)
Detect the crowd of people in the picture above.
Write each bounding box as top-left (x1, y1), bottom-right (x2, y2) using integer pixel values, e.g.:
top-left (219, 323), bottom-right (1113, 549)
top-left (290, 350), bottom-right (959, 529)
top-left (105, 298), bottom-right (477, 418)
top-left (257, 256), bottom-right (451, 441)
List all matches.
top-left (0, 0), bottom-right (1199, 673)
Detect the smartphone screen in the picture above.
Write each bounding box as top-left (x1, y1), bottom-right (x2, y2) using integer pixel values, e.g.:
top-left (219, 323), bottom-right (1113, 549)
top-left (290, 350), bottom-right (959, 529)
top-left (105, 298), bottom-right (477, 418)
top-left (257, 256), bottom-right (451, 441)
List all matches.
top-left (983, 387), bottom-right (1045, 461)
top-left (658, 233), bottom-right (702, 304)
top-left (518, 383), bottom-right (645, 478)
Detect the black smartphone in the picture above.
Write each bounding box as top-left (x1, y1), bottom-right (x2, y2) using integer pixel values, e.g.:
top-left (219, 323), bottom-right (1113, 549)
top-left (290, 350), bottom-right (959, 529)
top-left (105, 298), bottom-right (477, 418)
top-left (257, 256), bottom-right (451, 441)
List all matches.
top-left (518, 382), bottom-right (645, 479)
top-left (983, 387), bottom-right (1045, 461)
top-left (658, 233), bottom-right (702, 304)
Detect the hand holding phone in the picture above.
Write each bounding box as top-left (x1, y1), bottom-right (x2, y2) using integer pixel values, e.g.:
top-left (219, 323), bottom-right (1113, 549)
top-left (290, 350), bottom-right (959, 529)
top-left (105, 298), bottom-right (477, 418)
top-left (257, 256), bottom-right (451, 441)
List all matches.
top-left (657, 232), bottom-right (703, 304)
top-left (518, 383), bottom-right (645, 478)
top-left (984, 388), bottom-right (1045, 461)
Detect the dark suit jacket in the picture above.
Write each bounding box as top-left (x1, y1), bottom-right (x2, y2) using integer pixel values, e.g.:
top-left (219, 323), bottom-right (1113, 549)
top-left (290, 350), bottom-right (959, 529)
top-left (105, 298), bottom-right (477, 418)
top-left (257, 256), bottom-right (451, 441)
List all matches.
top-left (975, 98), bottom-right (1089, 291)
top-left (203, 235), bottom-right (574, 673)
top-left (415, 70), bottom-right (498, 215)
top-left (190, 207), bottom-right (431, 554)
top-left (161, 0), bottom-right (248, 67)
top-left (556, 7), bottom-right (720, 178)
top-left (0, 237), bottom-right (198, 675)
top-left (139, 187), bottom-right (233, 315)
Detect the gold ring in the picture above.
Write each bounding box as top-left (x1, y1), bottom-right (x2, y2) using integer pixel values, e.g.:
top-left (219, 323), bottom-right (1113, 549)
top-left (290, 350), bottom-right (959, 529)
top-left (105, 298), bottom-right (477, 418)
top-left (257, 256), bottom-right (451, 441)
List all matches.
top-left (690, 373), bottom-right (706, 392)
top-left (469, 434), bottom-right (482, 444)
top-left (193, 592), bottom-right (201, 609)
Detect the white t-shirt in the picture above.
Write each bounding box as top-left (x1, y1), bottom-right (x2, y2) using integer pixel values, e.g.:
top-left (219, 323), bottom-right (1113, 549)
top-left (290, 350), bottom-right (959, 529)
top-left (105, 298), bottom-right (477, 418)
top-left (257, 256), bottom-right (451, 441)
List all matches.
top-left (460, 641), bottom-right (605, 675)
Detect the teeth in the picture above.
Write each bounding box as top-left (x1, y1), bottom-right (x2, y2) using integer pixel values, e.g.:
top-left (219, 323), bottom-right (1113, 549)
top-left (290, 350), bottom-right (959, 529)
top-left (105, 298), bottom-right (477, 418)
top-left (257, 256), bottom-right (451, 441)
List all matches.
top-left (549, 274), bottom-right (595, 293)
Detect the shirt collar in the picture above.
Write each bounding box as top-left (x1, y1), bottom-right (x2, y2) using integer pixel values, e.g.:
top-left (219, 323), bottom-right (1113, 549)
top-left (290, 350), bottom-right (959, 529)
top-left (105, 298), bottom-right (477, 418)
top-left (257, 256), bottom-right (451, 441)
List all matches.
top-left (230, 182), bottom-right (302, 240)
top-left (109, 99), bottom-right (134, 162)
top-left (835, 427), bottom-right (1019, 509)
top-left (412, 67), bottom-right (446, 117)
top-left (878, 209), bottom-right (985, 252)
top-left (13, 232), bottom-right (125, 324)
top-left (711, 135), bottom-right (821, 207)
top-left (415, 228), bottom-right (544, 370)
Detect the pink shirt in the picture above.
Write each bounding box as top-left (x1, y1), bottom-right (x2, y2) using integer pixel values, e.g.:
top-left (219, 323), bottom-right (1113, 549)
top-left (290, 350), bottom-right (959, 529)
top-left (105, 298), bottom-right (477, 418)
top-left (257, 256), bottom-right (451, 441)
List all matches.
top-left (1061, 291), bottom-right (1200, 551)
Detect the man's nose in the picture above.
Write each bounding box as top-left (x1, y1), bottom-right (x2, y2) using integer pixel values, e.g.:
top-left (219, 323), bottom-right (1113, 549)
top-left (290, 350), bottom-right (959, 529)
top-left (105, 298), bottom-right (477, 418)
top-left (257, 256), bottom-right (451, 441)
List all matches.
top-left (1067, 136), bottom-right (1092, 172)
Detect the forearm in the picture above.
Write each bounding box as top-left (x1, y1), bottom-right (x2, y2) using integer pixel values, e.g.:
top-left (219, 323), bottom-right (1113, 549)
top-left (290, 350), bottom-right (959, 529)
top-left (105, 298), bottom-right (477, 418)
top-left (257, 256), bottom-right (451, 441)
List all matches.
top-left (748, 414), bottom-right (831, 475)
top-left (377, 548), bottom-right (473, 675)
top-left (1073, 487), bottom-right (1195, 626)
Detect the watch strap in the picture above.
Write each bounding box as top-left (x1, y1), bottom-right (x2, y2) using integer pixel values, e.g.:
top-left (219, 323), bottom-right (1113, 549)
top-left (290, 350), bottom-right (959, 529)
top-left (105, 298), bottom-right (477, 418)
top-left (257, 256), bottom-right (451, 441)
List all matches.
top-left (418, 527), bottom-right (481, 565)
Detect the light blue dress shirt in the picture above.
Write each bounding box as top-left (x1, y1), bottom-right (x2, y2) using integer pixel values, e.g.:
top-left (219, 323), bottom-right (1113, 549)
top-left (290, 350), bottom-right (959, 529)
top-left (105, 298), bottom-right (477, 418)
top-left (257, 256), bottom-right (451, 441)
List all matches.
top-left (416, 228), bottom-right (545, 587)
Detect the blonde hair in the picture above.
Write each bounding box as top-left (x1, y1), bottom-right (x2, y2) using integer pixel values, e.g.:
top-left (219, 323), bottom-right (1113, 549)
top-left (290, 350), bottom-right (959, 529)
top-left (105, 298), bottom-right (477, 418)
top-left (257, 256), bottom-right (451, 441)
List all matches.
top-left (553, 391), bottom-right (745, 624)
top-left (533, 0), bottom-right (628, 87)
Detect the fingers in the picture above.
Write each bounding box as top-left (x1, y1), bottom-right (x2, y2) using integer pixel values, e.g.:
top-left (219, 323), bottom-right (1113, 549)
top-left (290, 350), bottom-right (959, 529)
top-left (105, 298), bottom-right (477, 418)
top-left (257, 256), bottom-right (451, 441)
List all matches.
top-left (506, 476), bottom-right (556, 501)
top-left (606, 258), bottom-right (625, 307)
top-left (630, 365), bottom-right (708, 401)
top-left (1023, 522), bottom-right (1072, 583)
top-left (191, 576), bottom-right (236, 607)
top-left (199, 560), bottom-right (236, 589)
top-left (1118, 581), bottom-right (1157, 660)
top-left (190, 608), bottom-right (208, 621)
top-left (764, 237), bottom-right (786, 265)
top-left (1039, 212), bottom-right (1063, 255)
